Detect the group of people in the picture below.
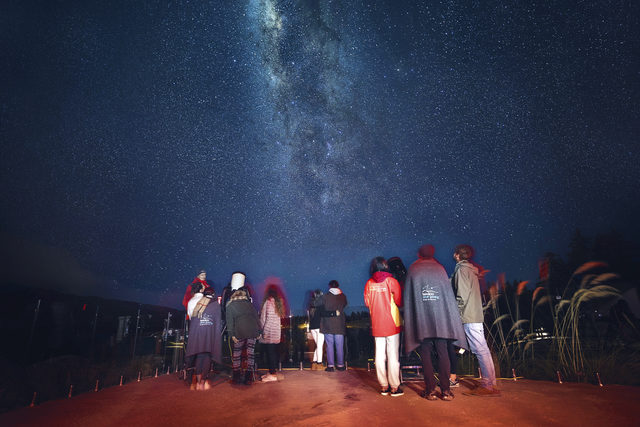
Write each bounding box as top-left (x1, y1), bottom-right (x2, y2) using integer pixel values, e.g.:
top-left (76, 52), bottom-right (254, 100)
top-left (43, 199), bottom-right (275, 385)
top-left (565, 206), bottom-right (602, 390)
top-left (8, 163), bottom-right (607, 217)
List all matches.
top-left (181, 242), bottom-right (500, 400)
top-left (183, 271), bottom-right (286, 388)
top-left (367, 243), bottom-right (500, 401)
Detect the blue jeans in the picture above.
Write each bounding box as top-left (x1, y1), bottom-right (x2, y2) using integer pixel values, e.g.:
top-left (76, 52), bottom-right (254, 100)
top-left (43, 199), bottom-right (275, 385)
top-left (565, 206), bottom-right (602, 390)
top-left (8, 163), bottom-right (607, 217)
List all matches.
top-left (324, 334), bottom-right (344, 367)
top-left (464, 323), bottom-right (497, 388)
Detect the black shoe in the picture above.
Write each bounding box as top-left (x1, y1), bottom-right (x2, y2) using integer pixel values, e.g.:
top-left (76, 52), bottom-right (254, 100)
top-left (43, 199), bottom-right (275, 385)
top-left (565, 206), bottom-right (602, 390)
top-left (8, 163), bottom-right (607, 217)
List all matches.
top-left (325, 366), bottom-right (335, 372)
top-left (232, 371), bottom-right (242, 384)
top-left (380, 387), bottom-right (390, 396)
top-left (244, 371), bottom-right (254, 385)
top-left (390, 387), bottom-right (404, 397)
top-left (442, 390), bottom-right (454, 401)
top-left (421, 390), bottom-right (438, 401)
top-left (336, 366), bottom-right (346, 371)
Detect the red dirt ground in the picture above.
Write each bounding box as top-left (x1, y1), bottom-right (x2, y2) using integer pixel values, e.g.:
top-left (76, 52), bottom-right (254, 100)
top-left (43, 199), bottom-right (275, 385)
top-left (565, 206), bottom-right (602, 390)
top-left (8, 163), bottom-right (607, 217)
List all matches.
top-left (1, 369), bottom-right (638, 426)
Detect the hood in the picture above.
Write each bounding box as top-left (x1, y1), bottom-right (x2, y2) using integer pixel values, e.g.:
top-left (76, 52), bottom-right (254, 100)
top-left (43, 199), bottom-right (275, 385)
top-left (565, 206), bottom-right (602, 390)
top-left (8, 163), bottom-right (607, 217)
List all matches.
top-left (371, 271), bottom-right (393, 283)
top-left (457, 260), bottom-right (479, 275)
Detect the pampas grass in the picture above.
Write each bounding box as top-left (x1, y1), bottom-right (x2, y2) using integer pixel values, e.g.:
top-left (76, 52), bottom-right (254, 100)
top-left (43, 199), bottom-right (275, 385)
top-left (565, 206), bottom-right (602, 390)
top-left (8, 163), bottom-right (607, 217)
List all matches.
top-left (482, 261), bottom-right (636, 384)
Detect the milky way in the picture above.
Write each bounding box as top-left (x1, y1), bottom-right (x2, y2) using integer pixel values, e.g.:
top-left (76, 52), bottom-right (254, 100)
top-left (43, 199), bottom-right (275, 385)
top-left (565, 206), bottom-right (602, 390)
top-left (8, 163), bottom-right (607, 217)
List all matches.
top-left (1, 1), bottom-right (639, 310)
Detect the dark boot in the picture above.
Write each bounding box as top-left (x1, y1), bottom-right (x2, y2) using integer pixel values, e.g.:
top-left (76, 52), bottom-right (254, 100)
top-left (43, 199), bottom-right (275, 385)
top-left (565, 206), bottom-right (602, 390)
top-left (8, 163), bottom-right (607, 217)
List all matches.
top-left (244, 370), bottom-right (254, 385)
top-left (232, 370), bottom-right (242, 384)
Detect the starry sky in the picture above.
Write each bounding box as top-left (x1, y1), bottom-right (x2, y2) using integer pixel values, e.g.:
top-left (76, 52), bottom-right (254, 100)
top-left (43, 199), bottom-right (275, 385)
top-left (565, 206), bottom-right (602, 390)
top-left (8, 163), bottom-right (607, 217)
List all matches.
top-left (1, 0), bottom-right (639, 312)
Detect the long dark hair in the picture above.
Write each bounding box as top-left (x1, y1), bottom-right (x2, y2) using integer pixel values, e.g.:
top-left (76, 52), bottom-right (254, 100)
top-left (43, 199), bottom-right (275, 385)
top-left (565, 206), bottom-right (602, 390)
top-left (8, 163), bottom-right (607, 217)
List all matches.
top-left (262, 285), bottom-right (285, 317)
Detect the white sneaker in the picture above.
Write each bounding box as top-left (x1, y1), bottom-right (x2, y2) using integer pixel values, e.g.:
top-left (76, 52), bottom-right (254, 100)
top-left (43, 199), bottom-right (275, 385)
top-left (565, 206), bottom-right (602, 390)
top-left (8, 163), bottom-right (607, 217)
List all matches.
top-left (261, 374), bottom-right (277, 382)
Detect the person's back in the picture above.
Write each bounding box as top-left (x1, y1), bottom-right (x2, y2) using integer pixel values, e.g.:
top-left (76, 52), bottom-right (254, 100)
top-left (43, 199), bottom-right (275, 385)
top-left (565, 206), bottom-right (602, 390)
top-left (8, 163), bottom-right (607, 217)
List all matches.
top-left (404, 256), bottom-right (462, 344)
top-left (364, 273), bottom-right (402, 338)
top-left (321, 291), bottom-right (347, 335)
top-left (403, 244), bottom-right (467, 401)
top-left (452, 260), bottom-right (483, 323)
top-left (226, 289), bottom-right (260, 340)
top-left (320, 280), bottom-right (347, 371)
top-left (452, 244), bottom-right (500, 396)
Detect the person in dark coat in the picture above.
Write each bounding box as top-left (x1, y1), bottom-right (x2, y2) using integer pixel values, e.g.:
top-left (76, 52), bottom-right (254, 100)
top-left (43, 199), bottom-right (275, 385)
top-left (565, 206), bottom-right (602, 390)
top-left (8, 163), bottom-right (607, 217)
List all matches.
top-left (403, 244), bottom-right (468, 401)
top-left (225, 272), bottom-right (261, 385)
top-left (185, 284), bottom-right (223, 391)
top-left (320, 280), bottom-right (348, 372)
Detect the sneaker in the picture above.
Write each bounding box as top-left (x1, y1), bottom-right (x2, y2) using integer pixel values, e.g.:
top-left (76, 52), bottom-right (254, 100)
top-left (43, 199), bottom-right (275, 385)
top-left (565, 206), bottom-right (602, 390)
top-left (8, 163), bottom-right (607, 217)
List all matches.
top-left (380, 387), bottom-right (390, 396)
top-left (261, 374), bottom-right (277, 382)
top-left (325, 367), bottom-right (335, 372)
top-left (449, 378), bottom-right (459, 387)
top-left (390, 387), bottom-right (404, 397)
top-left (421, 390), bottom-right (438, 401)
top-left (441, 390), bottom-right (454, 401)
top-left (336, 366), bottom-right (346, 371)
top-left (463, 387), bottom-right (501, 397)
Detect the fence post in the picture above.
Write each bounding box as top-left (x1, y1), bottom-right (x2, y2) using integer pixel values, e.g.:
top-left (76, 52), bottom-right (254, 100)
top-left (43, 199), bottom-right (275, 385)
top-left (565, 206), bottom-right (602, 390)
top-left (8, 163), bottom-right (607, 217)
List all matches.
top-left (132, 305), bottom-right (141, 359)
top-left (27, 299), bottom-right (41, 359)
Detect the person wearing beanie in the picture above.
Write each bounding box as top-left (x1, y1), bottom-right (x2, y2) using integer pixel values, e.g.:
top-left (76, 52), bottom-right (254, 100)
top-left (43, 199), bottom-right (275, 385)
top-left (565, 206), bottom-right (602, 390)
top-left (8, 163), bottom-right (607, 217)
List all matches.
top-left (225, 272), bottom-right (261, 385)
top-left (320, 280), bottom-right (348, 372)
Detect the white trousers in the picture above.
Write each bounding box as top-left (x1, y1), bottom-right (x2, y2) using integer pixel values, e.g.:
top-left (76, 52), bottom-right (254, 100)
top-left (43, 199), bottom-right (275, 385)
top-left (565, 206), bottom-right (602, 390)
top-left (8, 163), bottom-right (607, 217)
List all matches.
top-left (310, 328), bottom-right (324, 363)
top-left (374, 333), bottom-right (401, 390)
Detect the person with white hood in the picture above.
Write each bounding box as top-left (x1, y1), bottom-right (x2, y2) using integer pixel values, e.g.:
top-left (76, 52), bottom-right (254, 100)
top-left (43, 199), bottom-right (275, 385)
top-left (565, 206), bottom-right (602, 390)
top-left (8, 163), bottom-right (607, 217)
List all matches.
top-left (320, 280), bottom-right (348, 372)
top-left (225, 272), bottom-right (261, 385)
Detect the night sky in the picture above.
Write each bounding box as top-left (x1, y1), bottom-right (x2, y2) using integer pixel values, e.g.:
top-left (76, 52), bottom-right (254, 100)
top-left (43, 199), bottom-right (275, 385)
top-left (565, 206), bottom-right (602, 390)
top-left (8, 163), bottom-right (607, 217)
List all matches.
top-left (2, 1), bottom-right (639, 312)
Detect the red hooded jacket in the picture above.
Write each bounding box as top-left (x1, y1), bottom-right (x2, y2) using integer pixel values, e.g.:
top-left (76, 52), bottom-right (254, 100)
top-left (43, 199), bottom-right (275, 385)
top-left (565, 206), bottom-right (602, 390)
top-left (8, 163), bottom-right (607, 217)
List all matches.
top-left (364, 272), bottom-right (402, 337)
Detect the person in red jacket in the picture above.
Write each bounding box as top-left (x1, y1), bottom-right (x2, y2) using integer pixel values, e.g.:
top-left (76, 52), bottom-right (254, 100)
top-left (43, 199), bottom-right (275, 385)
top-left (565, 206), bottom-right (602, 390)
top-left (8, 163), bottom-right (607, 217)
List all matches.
top-left (364, 257), bottom-right (403, 397)
top-left (183, 270), bottom-right (212, 316)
